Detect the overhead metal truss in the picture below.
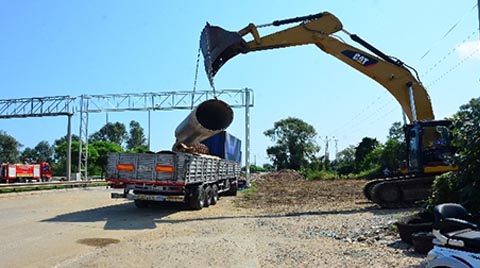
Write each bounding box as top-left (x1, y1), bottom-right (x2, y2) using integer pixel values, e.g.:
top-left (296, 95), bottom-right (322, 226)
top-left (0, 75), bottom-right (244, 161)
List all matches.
top-left (0, 96), bottom-right (76, 118)
top-left (77, 88), bottom-right (254, 180)
top-left (81, 89), bottom-right (253, 113)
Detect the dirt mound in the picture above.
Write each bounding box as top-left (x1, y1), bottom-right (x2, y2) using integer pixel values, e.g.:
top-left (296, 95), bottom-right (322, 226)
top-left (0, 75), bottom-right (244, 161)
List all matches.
top-left (238, 176), bottom-right (368, 212)
top-left (255, 169), bottom-right (305, 182)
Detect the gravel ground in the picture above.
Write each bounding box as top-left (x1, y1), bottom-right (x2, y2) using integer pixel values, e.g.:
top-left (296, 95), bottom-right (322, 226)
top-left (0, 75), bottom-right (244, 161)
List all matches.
top-left (0, 172), bottom-right (430, 267)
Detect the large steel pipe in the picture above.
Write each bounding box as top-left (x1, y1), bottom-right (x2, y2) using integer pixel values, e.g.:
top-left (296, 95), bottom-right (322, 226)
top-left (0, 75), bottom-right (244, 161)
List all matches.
top-left (173, 99), bottom-right (233, 150)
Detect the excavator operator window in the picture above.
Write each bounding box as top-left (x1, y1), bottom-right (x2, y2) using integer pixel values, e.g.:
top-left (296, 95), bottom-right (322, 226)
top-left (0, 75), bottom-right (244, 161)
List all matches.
top-left (408, 129), bottom-right (419, 170)
top-left (422, 125), bottom-right (451, 166)
top-left (422, 126), bottom-right (450, 150)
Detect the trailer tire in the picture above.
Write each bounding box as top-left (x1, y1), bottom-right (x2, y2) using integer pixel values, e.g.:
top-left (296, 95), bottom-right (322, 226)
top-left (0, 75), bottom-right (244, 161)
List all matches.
top-left (188, 185), bottom-right (205, 210)
top-left (210, 184), bottom-right (219, 205)
top-left (204, 185), bottom-right (212, 208)
top-left (134, 199), bottom-right (149, 208)
top-left (225, 180), bottom-right (238, 196)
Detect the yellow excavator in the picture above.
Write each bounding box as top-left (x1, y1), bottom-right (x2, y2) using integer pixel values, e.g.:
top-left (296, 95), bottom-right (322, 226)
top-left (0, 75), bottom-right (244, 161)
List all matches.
top-left (199, 12), bottom-right (458, 208)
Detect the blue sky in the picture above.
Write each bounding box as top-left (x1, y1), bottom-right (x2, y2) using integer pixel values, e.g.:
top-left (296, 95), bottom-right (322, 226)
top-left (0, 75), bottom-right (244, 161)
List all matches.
top-left (0, 1), bottom-right (479, 166)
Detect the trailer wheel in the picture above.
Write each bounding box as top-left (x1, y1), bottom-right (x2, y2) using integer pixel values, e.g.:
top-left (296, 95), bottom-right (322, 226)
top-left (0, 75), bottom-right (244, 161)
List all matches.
top-left (134, 200), bottom-right (149, 208)
top-left (188, 185), bottom-right (205, 210)
top-left (203, 185), bottom-right (212, 207)
top-left (225, 180), bottom-right (238, 196)
top-left (210, 184), bottom-right (219, 205)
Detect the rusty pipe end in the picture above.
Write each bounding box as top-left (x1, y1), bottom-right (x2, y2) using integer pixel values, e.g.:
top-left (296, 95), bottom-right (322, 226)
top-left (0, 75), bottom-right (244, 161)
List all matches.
top-left (173, 99), bottom-right (233, 150)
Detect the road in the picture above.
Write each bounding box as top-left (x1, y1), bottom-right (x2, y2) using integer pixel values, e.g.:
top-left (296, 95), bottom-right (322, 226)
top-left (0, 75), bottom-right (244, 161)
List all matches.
top-left (0, 188), bottom-right (162, 267)
top-left (0, 187), bottom-right (258, 268)
top-left (0, 184), bottom-right (428, 268)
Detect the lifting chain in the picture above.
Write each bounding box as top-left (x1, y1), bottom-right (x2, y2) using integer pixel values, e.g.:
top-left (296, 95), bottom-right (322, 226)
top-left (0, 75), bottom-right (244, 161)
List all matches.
top-left (202, 26), bottom-right (217, 98)
top-left (192, 28), bottom-right (217, 105)
top-left (191, 46), bottom-right (201, 110)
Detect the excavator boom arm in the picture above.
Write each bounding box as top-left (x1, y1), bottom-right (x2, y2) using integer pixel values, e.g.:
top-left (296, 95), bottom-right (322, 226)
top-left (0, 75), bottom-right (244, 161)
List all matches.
top-left (201, 12), bottom-right (434, 122)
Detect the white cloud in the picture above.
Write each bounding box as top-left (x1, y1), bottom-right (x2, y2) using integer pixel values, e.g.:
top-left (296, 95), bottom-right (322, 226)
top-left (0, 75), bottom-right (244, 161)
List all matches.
top-left (457, 40), bottom-right (480, 60)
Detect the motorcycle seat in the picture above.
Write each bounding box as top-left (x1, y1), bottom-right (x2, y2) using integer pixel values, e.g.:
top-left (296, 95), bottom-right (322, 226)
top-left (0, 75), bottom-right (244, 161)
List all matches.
top-left (445, 229), bottom-right (480, 253)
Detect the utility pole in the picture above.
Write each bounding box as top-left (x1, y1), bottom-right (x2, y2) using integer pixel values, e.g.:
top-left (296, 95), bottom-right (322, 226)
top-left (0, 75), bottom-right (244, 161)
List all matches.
top-left (148, 110), bottom-right (151, 151)
top-left (333, 136), bottom-right (339, 160)
top-left (324, 136), bottom-right (330, 169)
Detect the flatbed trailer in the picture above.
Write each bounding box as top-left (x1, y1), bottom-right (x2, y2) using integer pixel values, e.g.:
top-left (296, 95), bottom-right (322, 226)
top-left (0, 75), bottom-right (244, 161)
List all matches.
top-left (106, 151), bottom-right (241, 209)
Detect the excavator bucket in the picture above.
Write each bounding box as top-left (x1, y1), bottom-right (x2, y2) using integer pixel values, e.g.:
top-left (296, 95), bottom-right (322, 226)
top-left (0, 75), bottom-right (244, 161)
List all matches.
top-left (200, 23), bottom-right (247, 81)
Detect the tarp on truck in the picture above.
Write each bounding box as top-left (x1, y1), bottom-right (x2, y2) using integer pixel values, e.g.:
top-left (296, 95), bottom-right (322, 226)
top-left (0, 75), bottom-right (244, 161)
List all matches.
top-left (201, 131), bottom-right (242, 164)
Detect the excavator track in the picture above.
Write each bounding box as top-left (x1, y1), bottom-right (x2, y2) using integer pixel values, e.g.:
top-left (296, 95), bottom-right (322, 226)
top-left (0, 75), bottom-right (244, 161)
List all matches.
top-left (363, 175), bottom-right (435, 208)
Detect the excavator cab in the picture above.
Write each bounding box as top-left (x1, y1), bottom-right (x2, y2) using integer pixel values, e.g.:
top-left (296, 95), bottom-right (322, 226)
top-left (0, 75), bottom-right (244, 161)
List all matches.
top-left (405, 120), bottom-right (457, 175)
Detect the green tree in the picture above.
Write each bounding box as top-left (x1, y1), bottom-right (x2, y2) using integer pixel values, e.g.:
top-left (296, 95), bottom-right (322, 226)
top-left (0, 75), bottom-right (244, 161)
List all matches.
top-left (387, 121), bottom-right (405, 142)
top-left (20, 141), bottom-right (54, 163)
top-left (450, 97), bottom-right (480, 211)
top-left (52, 135), bottom-right (80, 175)
top-left (90, 141), bottom-right (122, 179)
top-left (264, 117), bottom-right (319, 170)
top-left (89, 122), bottom-right (127, 146)
top-left (336, 145), bottom-right (356, 175)
top-left (20, 147), bottom-right (37, 162)
top-left (377, 122), bottom-right (407, 173)
top-left (360, 146), bottom-right (382, 172)
top-left (53, 140), bottom-right (99, 176)
top-left (0, 131), bottom-right (22, 163)
top-left (354, 137), bottom-right (379, 172)
top-left (428, 97), bottom-right (480, 212)
top-left (262, 163), bottom-right (275, 171)
top-left (52, 140), bottom-right (77, 175)
top-left (33, 141), bottom-right (54, 162)
top-left (126, 120), bottom-right (147, 151)
top-left (54, 134), bottom-right (80, 147)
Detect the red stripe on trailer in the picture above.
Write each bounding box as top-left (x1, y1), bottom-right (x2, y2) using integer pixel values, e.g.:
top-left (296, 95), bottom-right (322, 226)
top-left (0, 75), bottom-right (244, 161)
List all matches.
top-left (106, 178), bottom-right (185, 186)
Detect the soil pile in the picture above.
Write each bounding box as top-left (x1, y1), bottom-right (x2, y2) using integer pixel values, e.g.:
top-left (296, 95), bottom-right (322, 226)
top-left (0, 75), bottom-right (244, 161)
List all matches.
top-left (239, 171), bottom-right (367, 212)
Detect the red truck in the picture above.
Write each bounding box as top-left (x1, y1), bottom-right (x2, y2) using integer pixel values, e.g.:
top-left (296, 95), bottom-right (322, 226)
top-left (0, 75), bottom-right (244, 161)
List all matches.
top-left (0, 162), bottom-right (52, 183)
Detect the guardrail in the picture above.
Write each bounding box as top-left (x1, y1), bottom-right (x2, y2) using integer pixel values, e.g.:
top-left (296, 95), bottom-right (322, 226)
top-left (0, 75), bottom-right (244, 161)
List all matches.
top-left (0, 180), bottom-right (107, 191)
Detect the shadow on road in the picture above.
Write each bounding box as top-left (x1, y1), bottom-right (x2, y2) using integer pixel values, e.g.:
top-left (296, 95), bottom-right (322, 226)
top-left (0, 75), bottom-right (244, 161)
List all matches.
top-left (155, 205), bottom-right (408, 224)
top-left (42, 201), bottom-right (187, 230)
top-left (42, 198), bottom-right (412, 232)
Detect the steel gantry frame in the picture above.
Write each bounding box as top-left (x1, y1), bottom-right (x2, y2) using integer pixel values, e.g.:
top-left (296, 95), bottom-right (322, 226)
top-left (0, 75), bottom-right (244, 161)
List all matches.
top-left (0, 96), bottom-right (76, 180)
top-left (0, 95), bottom-right (76, 118)
top-left (77, 88), bottom-right (254, 181)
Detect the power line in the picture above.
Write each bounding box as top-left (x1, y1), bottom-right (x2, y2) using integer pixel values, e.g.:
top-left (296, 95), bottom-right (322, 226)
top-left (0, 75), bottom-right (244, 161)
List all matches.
top-left (327, 5), bottom-right (478, 148)
top-left (418, 3), bottom-right (478, 62)
top-left (426, 44), bottom-right (480, 88)
top-left (330, 26), bottom-right (478, 141)
top-left (327, 91), bottom-right (389, 137)
top-left (421, 30), bottom-right (478, 78)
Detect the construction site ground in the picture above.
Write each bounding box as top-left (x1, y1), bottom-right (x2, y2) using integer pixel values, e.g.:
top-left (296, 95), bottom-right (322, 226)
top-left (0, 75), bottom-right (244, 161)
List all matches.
top-left (0, 170), bottom-right (428, 268)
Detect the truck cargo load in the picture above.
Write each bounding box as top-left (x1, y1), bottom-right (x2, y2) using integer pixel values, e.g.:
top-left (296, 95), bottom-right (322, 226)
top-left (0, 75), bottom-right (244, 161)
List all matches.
top-left (173, 99), bottom-right (233, 150)
top-left (201, 131), bottom-right (242, 164)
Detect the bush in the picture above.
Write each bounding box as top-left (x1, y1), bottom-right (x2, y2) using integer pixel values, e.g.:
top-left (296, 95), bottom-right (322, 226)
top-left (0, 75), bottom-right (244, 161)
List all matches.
top-left (426, 172), bottom-right (459, 211)
top-left (429, 97), bottom-right (480, 213)
top-left (303, 169), bottom-right (338, 180)
top-left (356, 165), bottom-right (382, 179)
